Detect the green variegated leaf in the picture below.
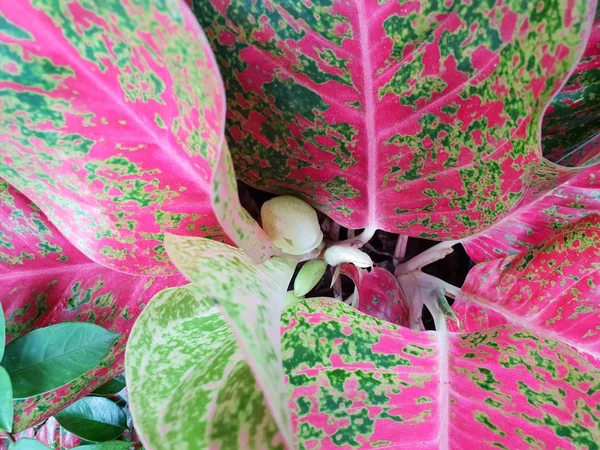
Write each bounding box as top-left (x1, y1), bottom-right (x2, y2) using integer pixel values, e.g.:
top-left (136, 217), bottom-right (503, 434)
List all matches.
top-left (126, 287), bottom-right (283, 450)
top-left (163, 236), bottom-right (296, 447)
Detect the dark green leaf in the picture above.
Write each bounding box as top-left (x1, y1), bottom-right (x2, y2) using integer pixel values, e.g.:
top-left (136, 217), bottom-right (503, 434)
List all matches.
top-left (55, 397), bottom-right (127, 442)
top-left (76, 441), bottom-right (134, 449)
top-left (9, 438), bottom-right (50, 450)
top-left (0, 366), bottom-right (12, 432)
top-left (91, 374), bottom-right (126, 397)
top-left (1, 323), bottom-right (120, 398)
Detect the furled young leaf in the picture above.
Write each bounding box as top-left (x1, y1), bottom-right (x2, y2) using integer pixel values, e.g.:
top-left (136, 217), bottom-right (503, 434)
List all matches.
top-left (91, 375), bottom-right (126, 397)
top-left (194, 0), bottom-right (594, 239)
top-left (164, 235), bottom-right (295, 446)
top-left (454, 215), bottom-right (600, 343)
top-left (282, 296), bottom-right (600, 449)
top-left (0, 366), bottom-right (12, 433)
top-left (54, 397), bottom-right (127, 443)
top-left (0, 0), bottom-right (275, 276)
top-left (463, 164), bottom-right (600, 262)
top-left (1, 323), bottom-right (120, 399)
top-left (126, 287), bottom-right (282, 450)
top-left (9, 439), bottom-right (49, 450)
top-left (542, 16), bottom-right (600, 166)
top-left (0, 180), bottom-right (186, 431)
top-left (337, 263), bottom-right (409, 326)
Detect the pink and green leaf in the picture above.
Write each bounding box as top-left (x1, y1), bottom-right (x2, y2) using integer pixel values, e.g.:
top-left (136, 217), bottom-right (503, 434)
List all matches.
top-left (463, 164), bottom-right (600, 262)
top-left (542, 14), bottom-right (600, 166)
top-left (0, 180), bottom-right (186, 430)
top-left (194, 0), bottom-right (594, 239)
top-left (337, 263), bottom-right (409, 326)
top-left (282, 298), bottom-right (600, 449)
top-left (454, 215), bottom-right (600, 347)
top-left (0, 0), bottom-right (274, 276)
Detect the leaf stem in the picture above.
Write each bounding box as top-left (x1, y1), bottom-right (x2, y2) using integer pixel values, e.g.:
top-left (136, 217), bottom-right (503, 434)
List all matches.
top-left (394, 240), bottom-right (458, 276)
top-left (393, 235), bottom-right (408, 264)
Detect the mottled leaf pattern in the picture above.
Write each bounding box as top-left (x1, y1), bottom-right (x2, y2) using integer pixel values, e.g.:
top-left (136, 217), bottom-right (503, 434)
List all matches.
top-left (126, 287), bottom-right (283, 450)
top-left (0, 180), bottom-right (185, 430)
top-left (454, 216), bottom-right (600, 350)
top-left (0, 0), bottom-right (274, 276)
top-left (164, 235), bottom-right (296, 446)
top-left (282, 297), bottom-right (600, 449)
top-left (338, 263), bottom-right (409, 326)
top-left (463, 164), bottom-right (600, 262)
top-left (194, 0), bottom-right (594, 238)
top-left (542, 15), bottom-right (600, 166)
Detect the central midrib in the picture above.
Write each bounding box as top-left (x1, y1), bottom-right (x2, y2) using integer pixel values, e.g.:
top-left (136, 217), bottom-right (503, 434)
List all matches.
top-left (356, 0), bottom-right (378, 228)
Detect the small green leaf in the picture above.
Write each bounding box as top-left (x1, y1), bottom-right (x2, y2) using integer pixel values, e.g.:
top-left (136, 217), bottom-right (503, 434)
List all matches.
top-left (294, 259), bottom-right (326, 297)
top-left (1, 323), bottom-right (120, 398)
top-left (55, 397), bottom-right (127, 442)
top-left (9, 439), bottom-right (50, 450)
top-left (91, 374), bottom-right (126, 397)
top-left (0, 302), bottom-right (5, 361)
top-left (436, 288), bottom-right (458, 324)
top-left (76, 441), bottom-right (134, 449)
top-left (0, 366), bottom-right (12, 432)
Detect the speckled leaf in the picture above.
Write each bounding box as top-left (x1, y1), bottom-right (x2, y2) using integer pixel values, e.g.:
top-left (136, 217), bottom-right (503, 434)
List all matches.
top-left (0, 180), bottom-right (186, 431)
top-left (454, 215), bottom-right (600, 345)
top-left (194, 0), bottom-right (595, 239)
top-left (0, 0), bottom-right (275, 276)
top-left (282, 294), bottom-right (600, 449)
top-left (337, 263), bottom-right (409, 326)
top-left (126, 286), bottom-right (283, 450)
top-left (164, 235), bottom-right (296, 446)
top-left (542, 14), bottom-right (600, 166)
top-left (463, 164), bottom-right (600, 262)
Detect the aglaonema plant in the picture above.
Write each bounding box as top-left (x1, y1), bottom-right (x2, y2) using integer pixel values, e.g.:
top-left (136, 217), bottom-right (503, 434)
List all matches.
top-left (1, 0), bottom-right (600, 448)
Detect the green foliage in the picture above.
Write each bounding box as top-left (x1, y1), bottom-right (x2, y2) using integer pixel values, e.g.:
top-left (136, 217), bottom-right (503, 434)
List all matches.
top-left (54, 397), bottom-right (127, 442)
top-left (91, 375), bottom-right (126, 397)
top-left (1, 323), bottom-right (120, 398)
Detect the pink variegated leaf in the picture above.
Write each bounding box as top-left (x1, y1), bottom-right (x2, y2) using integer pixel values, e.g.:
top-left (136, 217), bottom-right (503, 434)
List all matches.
top-left (463, 163), bottom-right (600, 262)
top-left (454, 215), bottom-right (600, 345)
top-left (0, 179), bottom-right (186, 431)
top-left (0, 0), bottom-right (275, 276)
top-left (542, 14), bottom-right (600, 166)
top-left (194, 0), bottom-right (595, 239)
top-left (282, 298), bottom-right (600, 449)
top-left (281, 216), bottom-right (600, 448)
top-left (337, 263), bottom-right (409, 327)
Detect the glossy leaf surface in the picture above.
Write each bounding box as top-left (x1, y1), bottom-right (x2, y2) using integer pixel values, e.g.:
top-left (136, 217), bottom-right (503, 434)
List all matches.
top-left (0, 0), bottom-right (274, 276)
top-left (542, 16), bottom-right (600, 166)
top-left (76, 442), bottom-right (134, 450)
top-left (9, 439), bottom-right (49, 450)
top-left (1, 323), bottom-right (119, 398)
top-left (282, 296), bottom-right (600, 449)
top-left (91, 375), bottom-right (126, 397)
top-left (455, 215), bottom-right (600, 344)
top-left (55, 397), bottom-right (127, 443)
top-left (0, 366), bottom-right (12, 433)
top-left (194, 0), bottom-right (594, 238)
top-left (463, 164), bottom-right (600, 262)
top-left (337, 263), bottom-right (409, 326)
top-left (164, 235), bottom-right (295, 446)
top-left (0, 180), bottom-right (185, 430)
top-left (126, 287), bottom-right (282, 450)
